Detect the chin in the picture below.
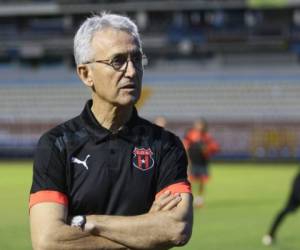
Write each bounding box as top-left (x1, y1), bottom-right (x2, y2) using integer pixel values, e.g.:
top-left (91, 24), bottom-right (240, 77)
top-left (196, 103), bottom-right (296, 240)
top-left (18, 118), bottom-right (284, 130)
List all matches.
top-left (117, 92), bottom-right (140, 106)
top-left (115, 97), bottom-right (138, 107)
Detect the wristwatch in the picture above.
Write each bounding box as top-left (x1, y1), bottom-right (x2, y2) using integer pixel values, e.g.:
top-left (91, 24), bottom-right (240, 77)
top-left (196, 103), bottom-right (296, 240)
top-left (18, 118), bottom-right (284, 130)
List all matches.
top-left (70, 215), bottom-right (86, 230)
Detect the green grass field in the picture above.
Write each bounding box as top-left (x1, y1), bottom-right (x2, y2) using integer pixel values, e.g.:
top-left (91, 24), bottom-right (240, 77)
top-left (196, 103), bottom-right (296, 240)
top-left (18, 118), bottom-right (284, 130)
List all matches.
top-left (1, 161), bottom-right (299, 250)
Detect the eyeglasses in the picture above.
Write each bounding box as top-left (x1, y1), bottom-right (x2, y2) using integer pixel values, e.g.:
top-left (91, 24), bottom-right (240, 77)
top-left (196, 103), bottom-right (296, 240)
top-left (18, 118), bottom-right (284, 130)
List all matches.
top-left (84, 52), bottom-right (148, 72)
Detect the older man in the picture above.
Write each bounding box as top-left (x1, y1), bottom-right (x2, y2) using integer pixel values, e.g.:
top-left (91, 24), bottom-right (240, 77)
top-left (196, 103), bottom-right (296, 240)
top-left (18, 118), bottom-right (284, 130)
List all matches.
top-left (29, 13), bottom-right (193, 250)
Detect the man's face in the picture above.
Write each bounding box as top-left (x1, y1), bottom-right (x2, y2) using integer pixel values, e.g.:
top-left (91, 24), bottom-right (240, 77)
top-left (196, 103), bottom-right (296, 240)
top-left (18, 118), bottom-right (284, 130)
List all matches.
top-left (87, 28), bottom-right (143, 106)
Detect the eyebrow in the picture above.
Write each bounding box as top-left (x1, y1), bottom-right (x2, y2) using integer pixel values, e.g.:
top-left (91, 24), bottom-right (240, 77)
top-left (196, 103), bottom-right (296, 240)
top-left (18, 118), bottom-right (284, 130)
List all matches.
top-left (109, 49), bottom-right (142, 60)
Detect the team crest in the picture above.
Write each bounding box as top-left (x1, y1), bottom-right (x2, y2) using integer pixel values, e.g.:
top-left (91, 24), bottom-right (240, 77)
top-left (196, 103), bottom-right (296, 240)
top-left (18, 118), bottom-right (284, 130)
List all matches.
top-left (133, 147), bottom-right (154, 171)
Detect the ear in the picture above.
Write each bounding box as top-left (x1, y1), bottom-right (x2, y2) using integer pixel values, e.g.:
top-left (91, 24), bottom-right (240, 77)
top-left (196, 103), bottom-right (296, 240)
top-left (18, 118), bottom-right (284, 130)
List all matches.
top-left (77, 64), bottom-right (94, 88)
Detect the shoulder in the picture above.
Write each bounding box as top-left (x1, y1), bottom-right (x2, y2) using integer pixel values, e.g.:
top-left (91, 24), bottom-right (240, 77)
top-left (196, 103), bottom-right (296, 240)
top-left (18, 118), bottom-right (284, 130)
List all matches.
top-left (37, 115), bottom-right (87, 152)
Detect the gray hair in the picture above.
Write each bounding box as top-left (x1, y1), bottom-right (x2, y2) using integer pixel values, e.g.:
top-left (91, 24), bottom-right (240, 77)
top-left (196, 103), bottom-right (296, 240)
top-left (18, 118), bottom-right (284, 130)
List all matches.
top-left (74, 12), bottom-right (142, 65)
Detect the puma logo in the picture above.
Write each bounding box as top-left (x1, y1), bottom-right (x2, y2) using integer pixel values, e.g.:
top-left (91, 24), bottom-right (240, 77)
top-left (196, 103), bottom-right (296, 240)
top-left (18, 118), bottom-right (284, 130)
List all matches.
top-left (71, 155), bottom-right (90, 170)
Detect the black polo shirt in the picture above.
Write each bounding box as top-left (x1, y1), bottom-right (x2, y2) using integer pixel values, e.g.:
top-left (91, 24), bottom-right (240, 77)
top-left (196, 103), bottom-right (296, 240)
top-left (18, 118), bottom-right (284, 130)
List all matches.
top-left (30, 100), bottom-right (191, 216)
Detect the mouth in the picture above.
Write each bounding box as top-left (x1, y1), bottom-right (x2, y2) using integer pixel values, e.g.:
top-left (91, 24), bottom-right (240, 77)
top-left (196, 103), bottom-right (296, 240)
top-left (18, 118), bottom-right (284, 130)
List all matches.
top-left (120, 83), bottom-right (136, 90)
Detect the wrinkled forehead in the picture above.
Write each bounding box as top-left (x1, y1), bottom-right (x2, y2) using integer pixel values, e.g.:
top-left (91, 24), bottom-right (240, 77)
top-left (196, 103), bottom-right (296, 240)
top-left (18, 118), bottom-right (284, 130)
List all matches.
top-left (91, 28), bottom-right (141, 58)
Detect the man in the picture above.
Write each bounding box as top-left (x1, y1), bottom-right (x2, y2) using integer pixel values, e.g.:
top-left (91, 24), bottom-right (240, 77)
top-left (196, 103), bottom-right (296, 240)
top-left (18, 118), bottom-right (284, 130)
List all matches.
top-left (183, 118), bottom-right (219, 207)
top-left (29, 13), bottom-right (193, 250)
top-left (262, 171), bottom-right (300, 246)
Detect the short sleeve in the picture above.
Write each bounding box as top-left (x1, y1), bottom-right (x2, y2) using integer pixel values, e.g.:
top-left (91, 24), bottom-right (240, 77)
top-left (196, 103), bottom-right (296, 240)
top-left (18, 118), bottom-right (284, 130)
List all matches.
top-left (156, 135), bottom-right (191, 197)
top-left (29, 133), bottom-right (68, 209)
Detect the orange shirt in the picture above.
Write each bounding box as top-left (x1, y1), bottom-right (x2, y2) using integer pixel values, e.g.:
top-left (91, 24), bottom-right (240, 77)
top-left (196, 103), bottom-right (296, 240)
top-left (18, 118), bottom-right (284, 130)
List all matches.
top-left (183, 128), bottom-right (219, 159)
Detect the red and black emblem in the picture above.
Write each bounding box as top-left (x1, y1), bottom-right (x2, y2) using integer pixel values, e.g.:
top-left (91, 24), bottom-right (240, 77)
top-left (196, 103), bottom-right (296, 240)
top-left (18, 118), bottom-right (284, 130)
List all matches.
top-left (133, 147), bottom-right (154, 171)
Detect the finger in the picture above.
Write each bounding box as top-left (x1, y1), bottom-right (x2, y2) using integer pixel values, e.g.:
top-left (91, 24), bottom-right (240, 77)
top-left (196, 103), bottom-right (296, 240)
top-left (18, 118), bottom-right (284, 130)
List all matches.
top-left (149, 191), bottom-right (173, 213)
top-left (162, 195), bottom-right (182, 211)
top-left (152, 191), bottom-right (172, 207)
top-left (157, 193), bottom-right (180, 208)
top-left (149, 197), bottom-right (166, 212)
top-left (157, 190), bottom-right (172, 201)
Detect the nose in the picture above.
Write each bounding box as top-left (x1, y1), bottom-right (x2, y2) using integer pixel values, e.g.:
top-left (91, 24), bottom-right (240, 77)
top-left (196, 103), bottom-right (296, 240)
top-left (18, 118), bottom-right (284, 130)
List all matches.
top-left (124, 59), bottom-right (137, 78)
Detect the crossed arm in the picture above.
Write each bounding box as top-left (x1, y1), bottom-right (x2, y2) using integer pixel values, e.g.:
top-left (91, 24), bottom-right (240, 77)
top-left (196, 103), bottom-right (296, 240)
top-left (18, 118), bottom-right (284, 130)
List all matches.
top-left (30, 192), bottom-right (193, 250)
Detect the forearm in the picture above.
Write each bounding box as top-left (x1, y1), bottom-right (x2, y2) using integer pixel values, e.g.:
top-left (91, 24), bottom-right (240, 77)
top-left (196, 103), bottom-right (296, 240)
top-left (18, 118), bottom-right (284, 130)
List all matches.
top-left (86, 212), bottom-right (177, 249)
top-left (34, 223), bottom-right (129, 250)
top-left (30, 203), bottom-right (129, 250)
top-left (86, 194), bottom-right (193, 250)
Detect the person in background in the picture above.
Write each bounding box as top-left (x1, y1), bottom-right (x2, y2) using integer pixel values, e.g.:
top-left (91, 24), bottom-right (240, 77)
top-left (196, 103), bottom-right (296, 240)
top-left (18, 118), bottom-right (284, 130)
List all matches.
top-left (262, 171), bottom-right (300, 246)
top-left (183, 118), bottom-right (219, 207)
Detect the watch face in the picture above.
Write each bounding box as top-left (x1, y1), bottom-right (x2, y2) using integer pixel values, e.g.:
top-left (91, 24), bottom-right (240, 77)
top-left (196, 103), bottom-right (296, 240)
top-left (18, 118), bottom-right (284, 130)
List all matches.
top-left (71, 215), bottom-right (85, 228)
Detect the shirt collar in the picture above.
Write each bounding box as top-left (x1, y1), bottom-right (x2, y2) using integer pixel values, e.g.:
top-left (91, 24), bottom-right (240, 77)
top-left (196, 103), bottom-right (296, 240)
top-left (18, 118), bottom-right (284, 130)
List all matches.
top-left (80, 100), bottom-right (139, 143)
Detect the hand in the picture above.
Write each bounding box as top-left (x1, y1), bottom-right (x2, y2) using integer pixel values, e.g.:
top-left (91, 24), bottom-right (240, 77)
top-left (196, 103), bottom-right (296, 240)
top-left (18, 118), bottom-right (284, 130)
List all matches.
top-left (149, 191), bottom-right (182, 213)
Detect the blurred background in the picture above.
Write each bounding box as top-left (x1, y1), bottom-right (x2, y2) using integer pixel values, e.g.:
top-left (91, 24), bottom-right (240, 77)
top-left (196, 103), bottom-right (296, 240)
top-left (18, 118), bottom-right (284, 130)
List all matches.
top-left (2, 0), bottom-right (300, 161)
top-left (1, 0), bottom-right (300, 250)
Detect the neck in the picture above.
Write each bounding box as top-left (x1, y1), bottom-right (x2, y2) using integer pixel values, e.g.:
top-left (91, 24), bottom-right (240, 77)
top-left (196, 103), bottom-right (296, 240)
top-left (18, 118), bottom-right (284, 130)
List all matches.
top-left (91, 97), bottom-right (133, 132)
